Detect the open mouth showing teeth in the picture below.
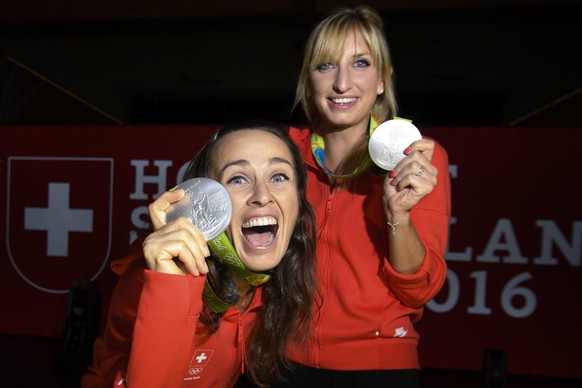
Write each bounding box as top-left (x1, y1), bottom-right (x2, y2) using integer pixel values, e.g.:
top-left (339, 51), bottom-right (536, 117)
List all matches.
top-left (331, 98), bottom-right (355, 104)
top-left (242, 217), bottom-right (278, 247)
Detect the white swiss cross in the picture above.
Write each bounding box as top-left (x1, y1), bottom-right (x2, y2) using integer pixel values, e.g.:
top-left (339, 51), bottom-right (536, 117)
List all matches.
top-left (195, 353), bottom-right (208, 364)
top-left (24, 182), bottom-right (93, 257)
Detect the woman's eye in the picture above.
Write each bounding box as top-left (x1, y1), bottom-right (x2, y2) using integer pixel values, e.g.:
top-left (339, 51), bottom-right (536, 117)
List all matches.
top-left (271, 173), bottom-right (290, 183)
top-left (354, 59), bottom-right (370, 68)
top-left (315, 63), bottom-right (334, 72)
top-left (227, 175), bottom-right (247, 185)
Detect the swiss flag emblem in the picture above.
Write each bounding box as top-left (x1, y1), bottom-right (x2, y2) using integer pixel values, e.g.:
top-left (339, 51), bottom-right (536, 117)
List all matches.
top-left (6, 157), bottom-right (114, 293)
top-left (190, 349), bottom-right (214, 367)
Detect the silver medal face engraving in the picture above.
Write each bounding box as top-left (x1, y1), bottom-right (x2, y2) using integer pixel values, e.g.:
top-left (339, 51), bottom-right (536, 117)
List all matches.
top-left (368, 119), bottom-right (422, 171)
top-left (165, 177), bottom-right (232, 241)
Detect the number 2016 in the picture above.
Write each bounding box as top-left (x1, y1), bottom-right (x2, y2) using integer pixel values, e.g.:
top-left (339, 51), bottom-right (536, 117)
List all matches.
top-left (427, 270), bottom-right (536, 319)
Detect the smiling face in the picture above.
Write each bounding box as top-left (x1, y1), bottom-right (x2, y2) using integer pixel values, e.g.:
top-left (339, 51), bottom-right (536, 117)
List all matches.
top-left (309, 28), bottom-right (384, 132)
top-left (210, 129), bottom-right (299, 272)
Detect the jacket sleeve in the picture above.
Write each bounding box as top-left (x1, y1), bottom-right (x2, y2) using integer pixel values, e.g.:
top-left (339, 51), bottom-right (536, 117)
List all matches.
top-left (81, 259), bottom-right (145, 388)
top-left (383, 140), bottom-right (452, 308)
top-left (81, 261), bottom-right (205, 388)
top-left (125, 270), bottom-right (204, 387)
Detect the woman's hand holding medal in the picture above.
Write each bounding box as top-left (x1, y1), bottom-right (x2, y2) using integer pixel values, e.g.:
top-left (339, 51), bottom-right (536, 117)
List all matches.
top-left (143, 189), bottom-right (210, 276)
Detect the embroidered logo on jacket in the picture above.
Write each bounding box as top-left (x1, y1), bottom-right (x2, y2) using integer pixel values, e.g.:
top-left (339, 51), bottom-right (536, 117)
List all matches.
top-left (394, 327), bottom-right (408, 337)
top-left (184, 349), bottom-right (214, 382)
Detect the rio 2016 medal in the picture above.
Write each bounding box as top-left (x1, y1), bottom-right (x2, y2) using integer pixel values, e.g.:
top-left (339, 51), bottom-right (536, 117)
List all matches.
top-left (165, 177), bottom-right (232, 241)
top-left (368, 119), bottom-right (422, 171)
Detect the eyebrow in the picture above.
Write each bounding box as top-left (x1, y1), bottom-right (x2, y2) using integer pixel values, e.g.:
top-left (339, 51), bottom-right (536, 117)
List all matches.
top-left (270, 156), bottom-right (293, 167)
top-left (321, 52), bottom-right (371, 63)
top-left (217, 157), bottom-right (293, 179)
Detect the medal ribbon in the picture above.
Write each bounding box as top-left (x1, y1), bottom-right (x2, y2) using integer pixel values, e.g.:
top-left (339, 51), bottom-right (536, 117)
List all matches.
top-left (208, 233), bottom-right (271, 286)
top-left (202, 281), bottom-right (232, 313)
top-left (311, 115), bottom-right (380, 179)
top-left (203, 232), bottom-right (271, 313)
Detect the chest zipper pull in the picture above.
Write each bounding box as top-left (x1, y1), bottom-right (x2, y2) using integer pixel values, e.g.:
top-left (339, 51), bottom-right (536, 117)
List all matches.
top-left (238, 318), bottom-right (245, 373)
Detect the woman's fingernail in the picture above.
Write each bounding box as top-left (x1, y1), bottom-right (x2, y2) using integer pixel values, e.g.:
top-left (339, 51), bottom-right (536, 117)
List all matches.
top-left (404, 147), bottom-right (411, 155)
top-left (389, 170), bottom-right (395, 178)
top-left (390, 179), bottom-right (397, 186)
top-left (169, 185), bottom-right (179, 192)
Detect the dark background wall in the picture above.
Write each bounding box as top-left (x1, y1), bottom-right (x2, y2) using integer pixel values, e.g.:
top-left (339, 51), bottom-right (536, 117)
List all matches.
top-left (1, 1), bottom-right (582, 387)
top-left (1, 0), bottom-right (581, 127)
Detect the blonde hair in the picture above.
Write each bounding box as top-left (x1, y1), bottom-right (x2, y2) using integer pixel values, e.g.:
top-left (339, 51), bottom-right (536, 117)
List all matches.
top-left (295, 5), bottom-right (397, 126)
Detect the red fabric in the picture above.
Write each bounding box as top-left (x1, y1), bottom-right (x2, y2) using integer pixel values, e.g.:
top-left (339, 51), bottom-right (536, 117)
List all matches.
top-left (286, 127), bottom-right (451, 370)
top-left (4, 124), bottom-right (581, 380)
top-left (82, 254), bottom-right (263, 388)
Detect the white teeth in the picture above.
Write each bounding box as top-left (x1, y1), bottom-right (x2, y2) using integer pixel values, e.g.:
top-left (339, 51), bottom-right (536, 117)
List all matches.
top-left (332, 98), bottom-right (355, 104)
top-left (242, 216), bottom-right (278, 228)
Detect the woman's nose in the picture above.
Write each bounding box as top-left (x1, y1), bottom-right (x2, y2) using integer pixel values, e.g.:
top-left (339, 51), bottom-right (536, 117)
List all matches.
top-left (333, 65), bottom-right (352, 93)
top-left (248, 181), bottom-right (273, 206)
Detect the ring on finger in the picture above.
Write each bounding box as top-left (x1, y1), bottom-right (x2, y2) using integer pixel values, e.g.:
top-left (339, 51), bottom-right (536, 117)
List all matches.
top-left (415, 166), bottom-right (426, 177)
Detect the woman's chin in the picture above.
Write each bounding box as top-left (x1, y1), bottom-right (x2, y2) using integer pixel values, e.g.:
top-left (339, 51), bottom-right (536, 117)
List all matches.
top-left (239, 246), bottom-right (285, 273)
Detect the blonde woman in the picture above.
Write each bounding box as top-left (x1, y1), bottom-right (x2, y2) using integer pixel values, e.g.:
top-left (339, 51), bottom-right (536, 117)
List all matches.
top-left (277, 5), bottom-right (452, 387)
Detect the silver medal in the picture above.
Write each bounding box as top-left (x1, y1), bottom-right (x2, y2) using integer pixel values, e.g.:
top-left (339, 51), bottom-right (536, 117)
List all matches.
top-left (165, 177), bottom-right (232, 241)
top-left (368, 119), bottom-right (422, 171)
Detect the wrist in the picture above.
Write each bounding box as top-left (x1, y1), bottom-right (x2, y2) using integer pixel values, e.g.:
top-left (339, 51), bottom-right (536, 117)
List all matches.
top-left (385, 212), bottom-right (410, 236)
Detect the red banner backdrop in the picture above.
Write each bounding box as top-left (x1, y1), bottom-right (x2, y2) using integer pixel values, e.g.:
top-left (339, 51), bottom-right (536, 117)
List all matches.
top-left (1, 125), bottom-right (581, 380)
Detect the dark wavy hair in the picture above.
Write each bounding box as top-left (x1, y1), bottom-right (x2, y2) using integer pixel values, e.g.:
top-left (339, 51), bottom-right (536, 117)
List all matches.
top-left (183, 119), bottom-right (318, 387)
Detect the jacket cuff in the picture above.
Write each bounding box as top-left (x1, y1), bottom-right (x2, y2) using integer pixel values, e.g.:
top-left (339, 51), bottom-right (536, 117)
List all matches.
top-left (383, 242), bottom-right (433, 289)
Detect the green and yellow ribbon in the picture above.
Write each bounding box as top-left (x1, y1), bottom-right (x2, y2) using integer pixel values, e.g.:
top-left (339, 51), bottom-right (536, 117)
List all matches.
top-left (203, 232), bottom-right (271, 312)
top-left (311, 115), bottom-right (380, 178)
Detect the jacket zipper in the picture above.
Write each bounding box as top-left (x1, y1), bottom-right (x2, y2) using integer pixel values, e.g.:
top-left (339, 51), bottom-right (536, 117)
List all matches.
top-left (238, 316), bottom-right (245, 374)
top-left (237, 297), bottom-right (261, 375)
top-left (314, 184), bottom-right (335, 368)
top-left (318, 185), bottom-right (334, 239)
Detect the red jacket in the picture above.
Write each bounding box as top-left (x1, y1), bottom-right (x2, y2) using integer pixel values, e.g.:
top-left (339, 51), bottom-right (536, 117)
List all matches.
top-left (82, 256), bottom-right (263, 387)
top-left (287, 127), bottom-right (451, 370)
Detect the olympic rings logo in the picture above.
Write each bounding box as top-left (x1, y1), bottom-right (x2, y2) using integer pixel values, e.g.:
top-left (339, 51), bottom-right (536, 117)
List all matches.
top-left (188, 367), bottom-right (203, 375)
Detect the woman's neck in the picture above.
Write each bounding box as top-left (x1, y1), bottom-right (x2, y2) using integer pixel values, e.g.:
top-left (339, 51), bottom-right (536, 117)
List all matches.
top-left (317, 122), bottom-right (368, 173)
top-left (232, 273), bottom-right (256, 312)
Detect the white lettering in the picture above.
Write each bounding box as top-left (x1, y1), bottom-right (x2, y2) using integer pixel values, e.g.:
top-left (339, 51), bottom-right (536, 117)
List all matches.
top-left (211, 237), bottom-right (226, 251)
top-left (534, 220), bottom-right (581, 267)
top-left (468, 271), bottom-right (492, 315)
top-left (426, 270), bottom-right (459, 313)
top-left (448, 164), bottom-right (458, 179)
top-left (131, 206), bottom-right (149, 230)
top-left (445, 217), bottom-right (473, 262)
top-left (130, 206), bottom-right (149, 243)
top-left (130, 160), bottom-right (173, 200)
top-left (476, 219), bottom-right (528, 264)
top-left (501, 272), bottom-right (536, 318)
top-left (428, 269), bottom-right (537, 319)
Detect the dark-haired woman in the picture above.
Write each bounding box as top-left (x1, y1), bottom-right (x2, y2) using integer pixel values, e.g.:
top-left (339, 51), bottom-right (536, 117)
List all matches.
top-left (82, 121), bottom-right (318, 387)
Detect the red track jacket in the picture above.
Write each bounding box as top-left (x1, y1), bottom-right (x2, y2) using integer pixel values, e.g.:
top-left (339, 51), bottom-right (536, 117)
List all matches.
top-left (286, 127), bottom-right (451, 370)
top-left (82, 257), bottom-right (263, 387)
